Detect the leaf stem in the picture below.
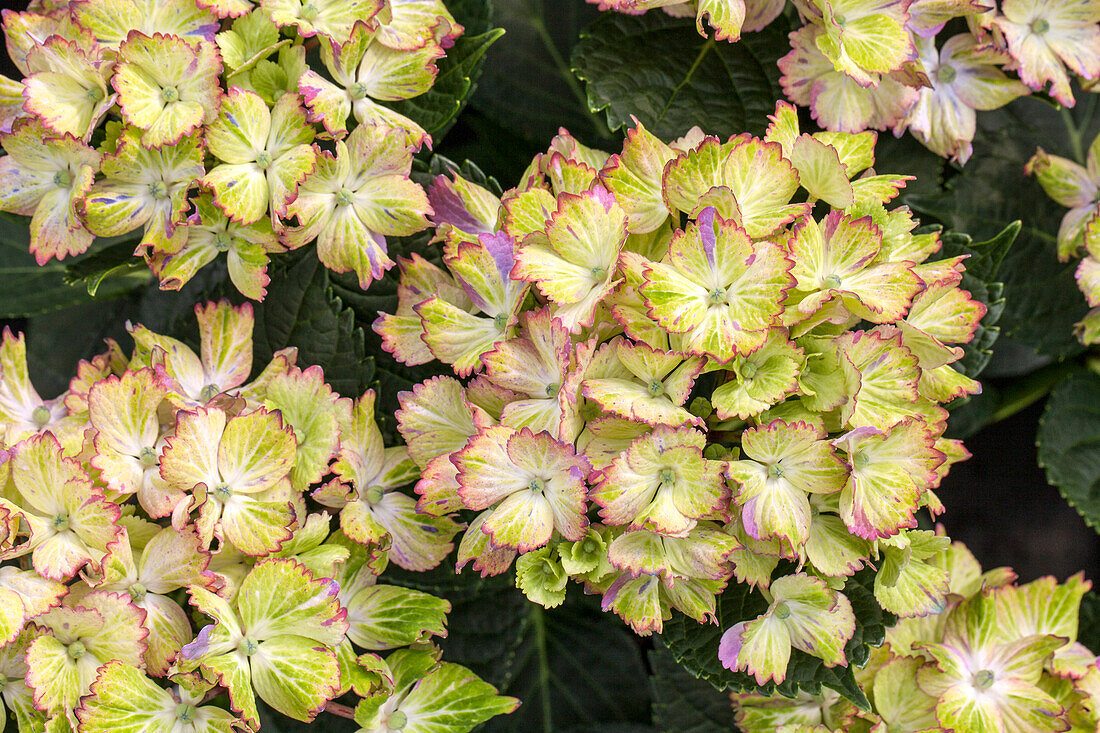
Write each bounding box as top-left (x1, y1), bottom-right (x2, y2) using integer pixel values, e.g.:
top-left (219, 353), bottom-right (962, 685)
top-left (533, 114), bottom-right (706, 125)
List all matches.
top-left (324, 701), bottom-right (357, 720)
top-left (1061, 106), bottom-right (1086, 165)
top-left (529, 11), bottom-right (612, 138)
top-left (991, 360), bottom-right (1079, 423)
top-left (530, 604), bottom-right (553, 733)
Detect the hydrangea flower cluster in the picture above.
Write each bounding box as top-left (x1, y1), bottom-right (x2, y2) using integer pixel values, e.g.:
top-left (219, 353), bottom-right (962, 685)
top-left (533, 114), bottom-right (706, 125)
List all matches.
top-left (0, 0), bottom-right (449, 298)
top-left (730, 539), bottom-right (1100, 732)
top-left (0, 300), bottom-right (516, 732)
top-left (1027, 128), bottom-right (1100, 345)
top-left (592, 0), bottom-right (1100, 163)
top-left (375, 102), bottom-right (990, 684)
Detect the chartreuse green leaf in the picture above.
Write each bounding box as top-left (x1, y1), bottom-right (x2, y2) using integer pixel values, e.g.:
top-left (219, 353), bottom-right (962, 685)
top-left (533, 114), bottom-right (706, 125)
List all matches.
top-left (660, 567), bottom-right (892, 709)
top-left (572, 12), bottom-right (788, 141)
top-left (1038, 369), bottom-right (1100, 533)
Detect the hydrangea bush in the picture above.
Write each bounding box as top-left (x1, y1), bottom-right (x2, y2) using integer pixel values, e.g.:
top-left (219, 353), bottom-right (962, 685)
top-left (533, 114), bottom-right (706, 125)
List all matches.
top-left (2, 0), bottom-right (1100, 732)
top-left (0, 301), bottom-right (517, 732)
top-left (592, 0), bottom-right (1100, 162)
top-left (0, 0), bottom-right (454, 297)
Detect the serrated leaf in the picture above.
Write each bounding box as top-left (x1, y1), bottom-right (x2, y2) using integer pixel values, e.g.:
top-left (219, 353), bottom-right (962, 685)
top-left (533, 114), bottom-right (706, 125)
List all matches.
top-left (387, 27), bottom-right (504, 142)
top-left (571, 12), bottom-right (787, 141)
top-left (648, 641), bottom-right (734, 733)
top-left (659, 568), bottom-right (891, 709)
top-left (383, 563), bottom-right (652, 732)
top-left (906, 95), bottom-right (1100, 360)
top-left (251, 249), bottom-right (372, 397)
top-left (1037, 369), bottom-right (1100, 534)
top-left (935, 223), bottom-right (1018, 380)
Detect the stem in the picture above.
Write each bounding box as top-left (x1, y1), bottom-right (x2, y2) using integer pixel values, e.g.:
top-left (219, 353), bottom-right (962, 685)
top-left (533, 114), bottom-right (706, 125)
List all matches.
top-left (529, 10), bottom-right (612, 139)
top-left (324, 701), bottom-right (357, 720)
top-left (530, 604), bottom-right (553, 733)
top-left (1060, 106), bottom-right (1086, 165)
top-left (990, 360), bottom-right (1078, 423)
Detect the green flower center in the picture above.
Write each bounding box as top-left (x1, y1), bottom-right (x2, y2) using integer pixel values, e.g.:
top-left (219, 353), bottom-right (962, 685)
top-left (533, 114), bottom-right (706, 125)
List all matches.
top-left (833, 13), bottom-right (846, 24)
top-left (139, 446), bottom-right (158, 468)
top-left (348, 81), bottom-right (369, 100)
top-left (647, 380), bottom-right (664, 397)
top-left (214, 482), bottom-right (232, 502)
top-left (973, 669), bottom-right (995, 690)
top-left (766, 463), bottom-right (784, 480)
top-left (364, 485), bottom-right (385, 504)
top-left (212, 231), bottom-right (233, 253)
top-left (659, 468), bottom-right (675, 484)
top-left (52, 170), bottom-right (71, 188)
top-left (300, 2), bottom-right (320, 20)
top-left (1031, 17), bottom-right (1050, 34)
top-left (741, 362), bottom-right (758, 380)
top-left (150, 181), bottom-right (169, 199)
top-left (542, 562), bottom-right (556, 577)
top-left (937, 64), bottom-right (957, 84)
top-left (386, 711), bottom-right (408, 731)
top-left (581, 539), bottom-right (596, 554)
top-left (708, 287), bottom-right (726, 305)
top-left (493, 313), bottom-right (509, 331)
top-left (31, 404), bottom-right (51, 427)
top-left (176, 704), bottom-right (196, 724)
top-left (161, 86), bottom-right (179, 103)
top-left (67, 640), bottom-right (87, 660)
top-left (241, 637), bottom-right (259, 656)
top-left (590, 265), bottom-right (607, 281)
top-left (128, 582), bottom-right (147, 602)
top-left (529, 477), bottom-right (545, 494)
top-left (335, 188), bottom-right (355, 206)
top-left (773, 601), bottom-right (791, 620)
top-left (545, 382), bottom-right (560, 398)
top-left (86, 85), bottom-right (105, 102)
top-left (823, 273), bottom-right (842, 290)
top-left (200, 384), bottom-right (220, 401)
top-left (852, 451), bottom-right (870, 469)
top-left (52, 514), bottom-right (70, 532)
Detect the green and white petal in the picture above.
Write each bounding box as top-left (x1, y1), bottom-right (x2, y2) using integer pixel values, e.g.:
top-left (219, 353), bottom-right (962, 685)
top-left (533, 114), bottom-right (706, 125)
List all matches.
top-left (345, 583), bottom-right (448, 650)
top-left (250, 635), bottom-right (340, 722)
top-left (237, 559), bottom-right (348, 646)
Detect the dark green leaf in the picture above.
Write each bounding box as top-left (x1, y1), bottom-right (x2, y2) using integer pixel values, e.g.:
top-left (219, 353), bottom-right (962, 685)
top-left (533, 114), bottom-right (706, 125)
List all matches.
top-left (648, 641), bottom-right (734, 733)
top-left (906, 94), bottom-right (1100, 360)
top-left (251, 250), bottom-right (372, 398)
top-left (449, 0), bottom-right (493, 34)
top-left (572, 12), bottom-right (788, 142)
top-left (660, 568), bottom-right (891, 709)
top-left (383, 564), bottom-right (652, 733)
top-left (936, 223), bottom-right (1017, 380)
top-left (0, 213), bottom-right (144, 318)
top-left (387, 27), bottom-right (505, 142)
top-left (1037, 369), bottom-right (1100, 533)
top-left (1077, 590), bottom-right (1100, 655)
top-left (470, 0), bottom-right (609, 146)
top-left (63, 236), bottom-right (148, 296)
